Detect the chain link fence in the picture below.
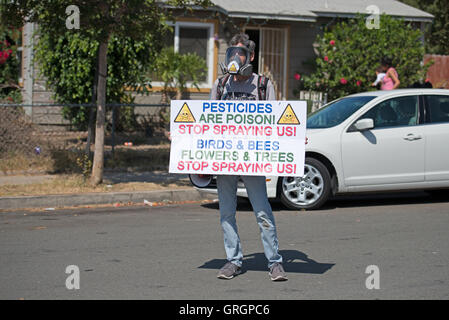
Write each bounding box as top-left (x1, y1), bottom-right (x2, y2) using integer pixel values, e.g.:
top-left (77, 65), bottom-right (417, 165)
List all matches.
top-left (1, 102), bottom-right (169, 146)
top-left (0, 105), bottom-right (42, 157)
top-left (297, 90), bottom-right (328, 113)
top-left (0, 103), bottom-right (170, 174)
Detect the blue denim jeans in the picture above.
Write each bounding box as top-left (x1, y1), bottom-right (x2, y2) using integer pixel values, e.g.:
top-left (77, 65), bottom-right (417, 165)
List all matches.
top-left (217, 175), bottom-right (283, 269)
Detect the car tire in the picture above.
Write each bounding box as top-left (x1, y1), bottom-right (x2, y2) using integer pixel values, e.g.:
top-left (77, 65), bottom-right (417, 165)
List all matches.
top-left (278, 157), bottom-right (332, 210)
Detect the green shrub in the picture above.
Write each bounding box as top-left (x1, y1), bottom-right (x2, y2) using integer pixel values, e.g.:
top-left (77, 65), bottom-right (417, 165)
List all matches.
top-left (297, 14), bottom-right (431, 101)
top-left (0, 26), bottom-right (21, 103)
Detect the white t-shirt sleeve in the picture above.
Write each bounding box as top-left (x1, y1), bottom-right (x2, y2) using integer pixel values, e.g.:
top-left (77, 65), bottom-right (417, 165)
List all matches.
top-left (373, 73), bottom-right (386, 85)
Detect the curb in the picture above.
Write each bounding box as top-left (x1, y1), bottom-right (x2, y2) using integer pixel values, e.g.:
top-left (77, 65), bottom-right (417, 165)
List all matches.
top-left (0, 188), bottom-right (217, 211)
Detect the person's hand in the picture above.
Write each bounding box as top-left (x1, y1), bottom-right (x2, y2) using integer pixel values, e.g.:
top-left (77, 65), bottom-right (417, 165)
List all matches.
top-left (165, 131), bottom-right (171, 141)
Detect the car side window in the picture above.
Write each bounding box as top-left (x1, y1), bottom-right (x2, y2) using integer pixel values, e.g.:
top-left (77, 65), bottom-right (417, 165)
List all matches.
top-left (359, 96), bottom-right (419, 128)
top-left (425, 95), bottom-right (449, 124)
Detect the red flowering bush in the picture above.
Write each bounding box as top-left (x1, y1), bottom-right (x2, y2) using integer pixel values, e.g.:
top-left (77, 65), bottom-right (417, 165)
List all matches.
top-left (0, 26), bottom-right (21, 103)
top-left (296, 14), bottom-right (431, 101)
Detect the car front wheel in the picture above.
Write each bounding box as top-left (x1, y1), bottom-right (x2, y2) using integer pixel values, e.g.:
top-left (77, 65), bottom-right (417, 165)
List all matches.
top-left (279, 157), bottom-right (332, 210)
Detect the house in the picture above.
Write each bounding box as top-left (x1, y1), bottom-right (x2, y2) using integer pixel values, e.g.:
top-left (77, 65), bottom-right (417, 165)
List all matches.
top-left (19, 0), bottom-right (433, 127)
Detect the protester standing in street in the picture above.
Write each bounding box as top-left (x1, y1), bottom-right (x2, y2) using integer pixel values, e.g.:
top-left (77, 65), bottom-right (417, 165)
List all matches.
top-left (210, 33), bottom-right (287, 281)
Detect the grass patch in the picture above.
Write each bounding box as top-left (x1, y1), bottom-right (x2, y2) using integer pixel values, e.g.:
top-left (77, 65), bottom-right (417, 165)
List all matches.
top-left (0, 152), bottom-right (55, 174)
top-left (105, 145), bottom-right (170, 171)
top-left (0, 173), bottom-right (190, 197)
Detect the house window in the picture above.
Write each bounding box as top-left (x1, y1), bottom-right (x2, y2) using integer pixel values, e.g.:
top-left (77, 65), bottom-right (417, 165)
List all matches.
top-left (360, 96), bottom-right (419, 128)
top-left (178, 27), bottom-right (208, 82)
top-left (153, 21), bottom-right (215, 88)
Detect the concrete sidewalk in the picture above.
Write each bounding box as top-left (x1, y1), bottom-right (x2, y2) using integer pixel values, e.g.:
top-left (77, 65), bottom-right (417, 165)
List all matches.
top-left (0, 170), bottom-right (187, 186)
top-left (0, 171), bottom-right (216, 211)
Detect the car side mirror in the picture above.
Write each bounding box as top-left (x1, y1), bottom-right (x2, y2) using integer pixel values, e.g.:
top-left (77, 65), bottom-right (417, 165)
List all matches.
top-left (353, 118), bottom-right (374, 131)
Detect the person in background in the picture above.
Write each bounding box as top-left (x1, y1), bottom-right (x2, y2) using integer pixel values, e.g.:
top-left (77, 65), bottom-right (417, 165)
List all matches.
top-left (371, 66), bottom-right (386, 89)
top-left (380, 57), bottom-right (400, 90)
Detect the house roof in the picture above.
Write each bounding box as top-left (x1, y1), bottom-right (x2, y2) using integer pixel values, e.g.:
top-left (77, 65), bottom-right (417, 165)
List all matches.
top-left (211, 0), bottom-right (317, 22)
top-left (211, 0), bottom-right (433, 22)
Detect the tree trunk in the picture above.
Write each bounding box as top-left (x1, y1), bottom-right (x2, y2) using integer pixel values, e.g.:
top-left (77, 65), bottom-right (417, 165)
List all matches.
top-left (90, 40), bottom-right (109, 186)
top-left (175, 88), bottom-right (182, 100)
top-left (85, 54), bottom-right (99, 156)
top-left (161, 85), bottom-right (169, 104)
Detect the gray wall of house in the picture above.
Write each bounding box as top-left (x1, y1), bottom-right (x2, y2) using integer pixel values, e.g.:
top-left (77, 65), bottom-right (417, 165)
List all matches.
top-left (287, 21), bottom-right (321, 98)
top-left (21, 24), bottom-right (71, 130)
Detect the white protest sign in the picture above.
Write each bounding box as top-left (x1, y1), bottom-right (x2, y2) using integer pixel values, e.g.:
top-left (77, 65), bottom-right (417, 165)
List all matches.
top-left (169, 100), bottom-right (307, 177)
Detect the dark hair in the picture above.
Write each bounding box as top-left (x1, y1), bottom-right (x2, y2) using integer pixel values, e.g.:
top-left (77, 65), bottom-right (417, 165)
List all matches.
top-left (376, 66), bottom-right (384, 72)
top-left (411, 81), bottom-right (433, 88)
top-left (381, 57), bottom-right (393, 68)
top-left (230, 33), bottom-right (256, 53)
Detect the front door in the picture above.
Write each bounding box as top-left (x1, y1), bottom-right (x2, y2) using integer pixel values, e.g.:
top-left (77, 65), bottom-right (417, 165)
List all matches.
top-left (245, 27), bottom-right (288, 100)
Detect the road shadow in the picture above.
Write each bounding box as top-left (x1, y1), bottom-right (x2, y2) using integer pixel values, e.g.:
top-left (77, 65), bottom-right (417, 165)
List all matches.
top-left (320, 191), bottom-right (449, 210)
top-left (201, 191), bottom-right (449, 212)
top-left (198, 250), bottom-right (335, 275)
top-left (201, 198), bottom-right (286, 212)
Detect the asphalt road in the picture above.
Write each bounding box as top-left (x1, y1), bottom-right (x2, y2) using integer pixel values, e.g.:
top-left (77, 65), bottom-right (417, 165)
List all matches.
top-left (1, 191), bottom-right (448, 300)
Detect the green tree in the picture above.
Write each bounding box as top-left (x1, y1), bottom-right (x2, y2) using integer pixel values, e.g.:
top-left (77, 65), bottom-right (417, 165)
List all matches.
top-left (34, 29), bottom-right (159, 130)
top-left (297, 14), bottom-right (430, 101)
top-left (400, 0), bottom-right (449, 54)
top-left (1, 0), bottom-right (210, 186)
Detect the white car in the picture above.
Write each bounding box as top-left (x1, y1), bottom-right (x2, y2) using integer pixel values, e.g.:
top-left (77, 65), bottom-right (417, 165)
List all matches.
top-left (192, 89), bottom-right (449, 210)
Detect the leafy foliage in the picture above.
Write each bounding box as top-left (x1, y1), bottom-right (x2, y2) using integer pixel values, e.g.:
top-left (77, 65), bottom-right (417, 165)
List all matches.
top-left (1, 0), bottom-right (212, 185)
top-left (1, 1), bottom-right (211, 42)
top-left (400, 0), bottom-right (449, 55)
top-left (296, 15), bottom-right (430, 101)
top-left (34, 28), bottom-right (162, 130)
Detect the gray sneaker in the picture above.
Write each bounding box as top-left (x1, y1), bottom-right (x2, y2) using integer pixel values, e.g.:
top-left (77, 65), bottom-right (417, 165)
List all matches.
top-left (269, 262), bottom-right (288, 281)
top-left (217, 262), bottom-right (242, 280)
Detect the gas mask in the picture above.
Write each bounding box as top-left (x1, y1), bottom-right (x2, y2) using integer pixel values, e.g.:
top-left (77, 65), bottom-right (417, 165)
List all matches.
top-left (222, 46), bottom-right (253, 77)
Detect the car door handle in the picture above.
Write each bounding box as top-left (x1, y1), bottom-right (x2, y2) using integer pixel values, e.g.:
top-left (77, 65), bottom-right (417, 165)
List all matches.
top-left (403, 133), bottom-right (422, 141)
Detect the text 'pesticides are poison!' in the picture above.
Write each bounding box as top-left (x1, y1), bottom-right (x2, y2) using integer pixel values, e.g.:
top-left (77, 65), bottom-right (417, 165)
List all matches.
top-left (169, 100), bottom-right (307, 177)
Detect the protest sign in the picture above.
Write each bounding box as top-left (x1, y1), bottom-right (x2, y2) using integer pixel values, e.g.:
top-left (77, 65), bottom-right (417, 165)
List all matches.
top-left (169, 100), bottom-right (307, 177)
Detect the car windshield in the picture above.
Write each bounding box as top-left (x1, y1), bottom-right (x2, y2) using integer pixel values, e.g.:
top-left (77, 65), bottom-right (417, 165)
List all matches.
top-left (307, 96), bottom-right (376, 128)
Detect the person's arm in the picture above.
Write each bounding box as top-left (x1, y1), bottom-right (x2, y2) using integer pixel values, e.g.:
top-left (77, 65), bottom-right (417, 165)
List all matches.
top-left (372, 73), bottom-right (382, 86)
top-left (389, 69), bottom-right (400, 89)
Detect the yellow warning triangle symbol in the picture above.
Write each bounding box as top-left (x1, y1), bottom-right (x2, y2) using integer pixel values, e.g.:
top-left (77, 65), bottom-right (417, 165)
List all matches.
top-left (229, 63), bottom-right (237, 73)
top-left (277, 104), bottom-right (300, 125)
top-left (174, 102), bottom-right (196, 123)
